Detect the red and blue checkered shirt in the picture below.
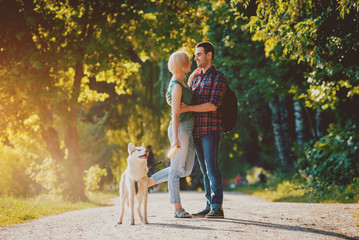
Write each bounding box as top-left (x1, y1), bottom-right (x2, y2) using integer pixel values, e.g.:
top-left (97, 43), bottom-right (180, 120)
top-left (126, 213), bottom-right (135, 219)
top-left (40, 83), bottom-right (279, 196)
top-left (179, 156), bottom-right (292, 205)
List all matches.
top-left (190, 65), bottom-right (227, 138)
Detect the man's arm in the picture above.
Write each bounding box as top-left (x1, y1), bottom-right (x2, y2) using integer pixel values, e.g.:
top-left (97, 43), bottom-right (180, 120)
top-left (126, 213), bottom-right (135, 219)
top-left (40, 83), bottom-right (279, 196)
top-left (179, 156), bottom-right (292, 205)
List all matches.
top-left (180, 102), bottom-right (216, 113)
top-left (180, 72), bottom-right (226, 113)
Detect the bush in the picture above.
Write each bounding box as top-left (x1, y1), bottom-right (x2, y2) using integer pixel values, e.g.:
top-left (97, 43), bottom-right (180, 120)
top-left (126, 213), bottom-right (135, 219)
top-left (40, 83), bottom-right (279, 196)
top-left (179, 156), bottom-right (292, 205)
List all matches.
top-left (297, 121), bottom-right (359, 198)
top-left (84, 164), bottom-right (107, 193)
top-left (26, 158), bottom-right (67, 197)
top-left (245, 167), bottom-right (272, 185)
top-left (0, 142), bottom-right (42, 197)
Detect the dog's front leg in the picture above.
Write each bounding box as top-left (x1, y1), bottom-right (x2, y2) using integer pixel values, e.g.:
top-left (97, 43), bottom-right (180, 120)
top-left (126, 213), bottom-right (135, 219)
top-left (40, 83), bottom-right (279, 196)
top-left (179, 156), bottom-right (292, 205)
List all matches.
top-left (136, 194), bottom-right (144, 222)
top-left (129, 183), bottom-right (135, 225)
top-left (143, 180), bottom-right (148, 224)
top-left (117, 193), bottom-right (126, 225)
top-left (143, 190), bottom-right (148, 224)
top-left (117, 176), bottom-right (127, 225)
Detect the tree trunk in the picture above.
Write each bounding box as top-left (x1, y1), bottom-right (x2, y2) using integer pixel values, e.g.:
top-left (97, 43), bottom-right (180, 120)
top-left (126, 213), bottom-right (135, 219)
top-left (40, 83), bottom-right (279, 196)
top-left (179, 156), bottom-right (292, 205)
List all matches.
top-left (149, 62), bottom-right (153, 106)
top-left (293, 100), bottom-right (305, 150)
top-left (63, 60), bottom-right (86, 201)
top-left (315, 109), bottom-right (323, 139)
top-left (159, 60), bottom-right (171, 98)
top-left (269, 96), bottom-right (293, 172)
top-left (38, 102), bottom-right (64, 161)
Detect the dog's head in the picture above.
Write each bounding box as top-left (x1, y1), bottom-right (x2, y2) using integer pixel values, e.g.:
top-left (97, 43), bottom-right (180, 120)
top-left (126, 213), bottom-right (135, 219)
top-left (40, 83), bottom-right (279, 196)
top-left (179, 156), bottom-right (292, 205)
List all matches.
top-left (128, 143), bottom-right (149, 161)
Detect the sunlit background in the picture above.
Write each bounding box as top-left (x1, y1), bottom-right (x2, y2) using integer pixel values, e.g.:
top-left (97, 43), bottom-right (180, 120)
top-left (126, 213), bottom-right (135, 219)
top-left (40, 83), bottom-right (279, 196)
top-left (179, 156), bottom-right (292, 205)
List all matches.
top-left (0, 0), bottom-right (358, 206)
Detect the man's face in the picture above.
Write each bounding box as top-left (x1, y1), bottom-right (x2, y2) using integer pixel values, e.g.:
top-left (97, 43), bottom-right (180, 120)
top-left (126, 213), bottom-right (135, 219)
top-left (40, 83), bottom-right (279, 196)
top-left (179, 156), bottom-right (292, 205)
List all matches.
top-left (194, 47), bottom-right (210, 68)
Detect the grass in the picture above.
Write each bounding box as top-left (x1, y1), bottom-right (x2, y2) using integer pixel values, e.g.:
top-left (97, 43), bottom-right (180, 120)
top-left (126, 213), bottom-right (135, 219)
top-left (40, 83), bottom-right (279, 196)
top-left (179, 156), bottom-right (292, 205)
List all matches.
top-left (0, 192), bottom-right (117, 227)
top-left (355, 211), bottom-right (359, 227)
top-left (234, 181), bottom-right (359, 204)
top-left (227, 167), bottom-right (359, 204)
top-left (233, 183), bottom-right (310, 203)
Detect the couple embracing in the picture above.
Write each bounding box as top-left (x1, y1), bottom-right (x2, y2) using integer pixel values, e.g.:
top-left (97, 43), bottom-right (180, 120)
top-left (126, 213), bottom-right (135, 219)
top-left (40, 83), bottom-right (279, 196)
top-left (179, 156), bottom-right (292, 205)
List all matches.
top-left (148, 41), bottom-right (227, 219)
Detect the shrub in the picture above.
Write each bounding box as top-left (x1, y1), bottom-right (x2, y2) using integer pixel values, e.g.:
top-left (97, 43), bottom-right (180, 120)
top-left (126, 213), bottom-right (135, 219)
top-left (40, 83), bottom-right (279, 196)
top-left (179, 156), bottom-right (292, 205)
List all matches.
top-left (84, 164), bottom-right (107, 193)
top-left (26, 158), bottom-right (67, 197)
top-left (297, 121), bottom-right (359, 197)
top-left (0, 142), bottom-right (42, 197)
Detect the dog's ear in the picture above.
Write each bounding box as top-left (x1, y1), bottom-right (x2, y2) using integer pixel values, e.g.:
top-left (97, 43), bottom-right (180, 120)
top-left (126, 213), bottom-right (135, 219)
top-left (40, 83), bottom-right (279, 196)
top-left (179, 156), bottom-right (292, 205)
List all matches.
top-left (141, 143), bottom-right (145, 148)
top-left (128, 143), bottom-right (135, 154)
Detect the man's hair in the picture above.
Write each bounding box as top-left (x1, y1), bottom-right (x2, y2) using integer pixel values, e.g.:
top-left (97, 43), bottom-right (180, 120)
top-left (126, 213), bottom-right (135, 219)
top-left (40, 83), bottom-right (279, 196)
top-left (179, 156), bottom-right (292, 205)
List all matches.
top-left (196, 41), bottom-right (215, 60)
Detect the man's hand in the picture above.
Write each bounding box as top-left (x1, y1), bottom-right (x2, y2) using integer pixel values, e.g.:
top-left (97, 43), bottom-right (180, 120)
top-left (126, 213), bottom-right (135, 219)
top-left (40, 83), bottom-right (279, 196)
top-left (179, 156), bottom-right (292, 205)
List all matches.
top-left (180, 102), bottom-right (189, 113)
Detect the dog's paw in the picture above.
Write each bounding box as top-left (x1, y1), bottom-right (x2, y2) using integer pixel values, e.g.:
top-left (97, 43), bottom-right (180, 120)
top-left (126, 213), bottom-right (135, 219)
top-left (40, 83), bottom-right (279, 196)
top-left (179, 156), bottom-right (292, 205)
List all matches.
top-left (142, 220), bottom-right (149, 225)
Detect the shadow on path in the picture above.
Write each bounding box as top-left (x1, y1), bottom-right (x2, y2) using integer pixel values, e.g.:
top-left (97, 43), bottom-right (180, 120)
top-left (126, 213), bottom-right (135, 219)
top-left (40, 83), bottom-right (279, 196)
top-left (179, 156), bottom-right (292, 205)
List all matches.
top-left (150, 222), bottom-right (244, 233)
top-left (204, 218), bottom-right (358, 240)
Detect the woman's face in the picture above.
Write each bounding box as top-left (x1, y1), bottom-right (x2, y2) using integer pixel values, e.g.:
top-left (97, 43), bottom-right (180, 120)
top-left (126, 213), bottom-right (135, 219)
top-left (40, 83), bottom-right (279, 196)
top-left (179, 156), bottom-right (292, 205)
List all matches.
top-left (183, 59), bottom-right (192, 74)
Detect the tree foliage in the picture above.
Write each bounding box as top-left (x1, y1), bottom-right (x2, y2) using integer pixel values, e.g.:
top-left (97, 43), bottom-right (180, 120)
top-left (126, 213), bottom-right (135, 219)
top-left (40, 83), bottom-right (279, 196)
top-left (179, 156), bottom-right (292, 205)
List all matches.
top-left (0, 0), bottom-right (206, 199)
top-left (297, 121), bottom-right (359, 188)
top-left (0, 0), bottom-right (358, 200)
top-left (235, 0), bottom-right (359, 110)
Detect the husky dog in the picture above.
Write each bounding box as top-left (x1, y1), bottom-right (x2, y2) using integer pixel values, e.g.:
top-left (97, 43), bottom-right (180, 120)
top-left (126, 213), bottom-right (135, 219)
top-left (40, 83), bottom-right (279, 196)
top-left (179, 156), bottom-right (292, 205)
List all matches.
top-left (117, 143), bottom-right (149, 225)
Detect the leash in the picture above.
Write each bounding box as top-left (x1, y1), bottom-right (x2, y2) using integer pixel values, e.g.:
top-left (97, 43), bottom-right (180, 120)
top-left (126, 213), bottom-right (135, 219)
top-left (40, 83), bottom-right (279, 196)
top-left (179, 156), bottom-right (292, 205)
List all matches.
top-left (148, 146), bottom-right (179, 170)
top-left (148, 159), bottom-right (169, 170)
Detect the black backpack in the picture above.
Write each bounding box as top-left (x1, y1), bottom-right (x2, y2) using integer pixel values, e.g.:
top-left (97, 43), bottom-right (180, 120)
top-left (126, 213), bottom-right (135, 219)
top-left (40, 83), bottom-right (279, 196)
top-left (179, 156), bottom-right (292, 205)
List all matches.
top-left (210, 71), bottom-right (238, 133)
top-left (218, 86), bottom-right (238, 133)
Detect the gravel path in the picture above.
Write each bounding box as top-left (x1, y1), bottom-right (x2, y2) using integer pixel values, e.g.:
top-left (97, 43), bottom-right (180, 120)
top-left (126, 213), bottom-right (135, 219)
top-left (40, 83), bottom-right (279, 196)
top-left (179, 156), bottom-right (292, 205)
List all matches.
top-left (0, 191), bottom-right (358, 240)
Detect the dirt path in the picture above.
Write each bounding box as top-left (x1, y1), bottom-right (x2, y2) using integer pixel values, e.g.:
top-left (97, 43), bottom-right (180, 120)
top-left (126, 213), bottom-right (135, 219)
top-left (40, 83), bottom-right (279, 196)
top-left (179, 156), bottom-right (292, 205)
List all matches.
top-left (0, 191), bottom-right (358, 240)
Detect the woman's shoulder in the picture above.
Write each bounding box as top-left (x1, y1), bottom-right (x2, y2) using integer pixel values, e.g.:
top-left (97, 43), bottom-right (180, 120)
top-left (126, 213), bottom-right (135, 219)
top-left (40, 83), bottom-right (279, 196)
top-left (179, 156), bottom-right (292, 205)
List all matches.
top-left (169, 79), bottom-right (182, 88)
top-left (171, 80), bottom-right (182, 85)
top-left (169, 81), bottom-right (182, 93)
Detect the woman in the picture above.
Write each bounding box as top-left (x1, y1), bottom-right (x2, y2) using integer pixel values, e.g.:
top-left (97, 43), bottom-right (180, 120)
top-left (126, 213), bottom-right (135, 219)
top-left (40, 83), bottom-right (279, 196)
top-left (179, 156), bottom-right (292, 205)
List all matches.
top-left (148, 51), bottom-right (195, 218)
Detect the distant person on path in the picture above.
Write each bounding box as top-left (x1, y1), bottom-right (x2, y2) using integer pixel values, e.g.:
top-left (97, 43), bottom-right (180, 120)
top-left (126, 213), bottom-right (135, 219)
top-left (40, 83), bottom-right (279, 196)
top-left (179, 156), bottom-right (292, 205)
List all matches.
top-left (258, 171), bottom-right (267, 184)
top-left (148, 50), bottom-right (196, 218)
top-left (235, 174), bottom-right (241, 186)
top-left (179, 41), bottom-right (227, 218)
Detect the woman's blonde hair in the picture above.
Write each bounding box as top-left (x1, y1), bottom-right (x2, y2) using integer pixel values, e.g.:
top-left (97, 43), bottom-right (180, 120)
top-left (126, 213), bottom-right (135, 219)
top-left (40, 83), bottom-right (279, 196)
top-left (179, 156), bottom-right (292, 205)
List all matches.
top-left (168, 51), bottom-right (190, 75)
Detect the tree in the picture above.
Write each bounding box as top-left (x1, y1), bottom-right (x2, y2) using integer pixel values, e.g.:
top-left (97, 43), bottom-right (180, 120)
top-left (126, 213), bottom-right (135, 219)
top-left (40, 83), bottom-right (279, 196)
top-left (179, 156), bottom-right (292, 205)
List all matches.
top-left (0, 0), bottom-right (207, 200)
top-left (238, 0), bottom-right (359, 114)
top-left (202, 1), bottom-right (302, 173)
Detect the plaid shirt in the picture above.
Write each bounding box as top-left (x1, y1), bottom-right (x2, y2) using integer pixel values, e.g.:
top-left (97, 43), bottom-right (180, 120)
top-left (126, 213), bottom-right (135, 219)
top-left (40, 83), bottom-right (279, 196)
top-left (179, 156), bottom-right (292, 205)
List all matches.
top-left (190, 65), bottom-right (227, 138)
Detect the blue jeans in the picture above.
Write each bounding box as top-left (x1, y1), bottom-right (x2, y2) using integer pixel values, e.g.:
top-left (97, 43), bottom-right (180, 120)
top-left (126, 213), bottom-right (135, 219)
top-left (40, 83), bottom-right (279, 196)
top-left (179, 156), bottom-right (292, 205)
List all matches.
top-left (152, 119), bottom-right (195, 204)
top-left (194, 131), bottom-right (223, 210)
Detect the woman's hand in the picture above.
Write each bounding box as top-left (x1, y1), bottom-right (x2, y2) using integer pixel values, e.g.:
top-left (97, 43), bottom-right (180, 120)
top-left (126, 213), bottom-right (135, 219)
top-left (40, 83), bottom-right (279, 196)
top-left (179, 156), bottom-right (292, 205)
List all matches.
top-left (188, 67), bottom-right (201, 87)
top-left (172, 139), bottom-right (181, 149)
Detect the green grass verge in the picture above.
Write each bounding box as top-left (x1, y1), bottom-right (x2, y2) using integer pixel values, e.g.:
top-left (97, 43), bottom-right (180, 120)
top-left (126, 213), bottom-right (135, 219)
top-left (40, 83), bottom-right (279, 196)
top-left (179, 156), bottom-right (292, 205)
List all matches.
top-left (234, 182), bottom-right (315, 203)
top-left (233, 181), bottom-right (359, 203)
top-left (0, 192), bottom-right (117, 227)
top-left (355, 211), bottom-right (359, 227)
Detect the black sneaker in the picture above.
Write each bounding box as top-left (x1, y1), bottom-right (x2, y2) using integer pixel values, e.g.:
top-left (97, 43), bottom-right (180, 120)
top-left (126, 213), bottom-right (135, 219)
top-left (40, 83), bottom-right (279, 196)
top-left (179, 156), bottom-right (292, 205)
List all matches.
top-left (205, 209), bottom-right (224, 218)
top-left (192, 209), bottom-right (210, 218)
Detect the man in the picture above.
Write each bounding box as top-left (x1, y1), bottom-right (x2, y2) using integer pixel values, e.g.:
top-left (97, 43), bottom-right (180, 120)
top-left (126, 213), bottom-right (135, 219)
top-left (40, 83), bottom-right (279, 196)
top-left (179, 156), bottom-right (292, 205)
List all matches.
top-left (180, 41), bottom-right (227, 218)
